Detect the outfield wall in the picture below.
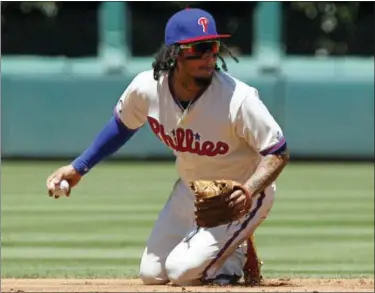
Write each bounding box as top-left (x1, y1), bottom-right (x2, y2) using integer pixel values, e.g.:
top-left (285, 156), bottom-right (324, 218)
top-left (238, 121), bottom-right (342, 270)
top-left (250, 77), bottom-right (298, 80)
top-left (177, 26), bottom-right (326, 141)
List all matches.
top-left (1, 59), bottom-right (373, 160)
top-left (1, 2), bottom-right (373, 160)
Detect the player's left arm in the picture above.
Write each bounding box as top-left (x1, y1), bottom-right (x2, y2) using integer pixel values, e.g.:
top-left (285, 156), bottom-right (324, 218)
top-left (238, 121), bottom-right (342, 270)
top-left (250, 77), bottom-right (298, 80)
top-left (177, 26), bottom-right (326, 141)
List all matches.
top-left (245, 144), bottom-right (289, 198)
top-left (235, 89), bottom-right (290, 197)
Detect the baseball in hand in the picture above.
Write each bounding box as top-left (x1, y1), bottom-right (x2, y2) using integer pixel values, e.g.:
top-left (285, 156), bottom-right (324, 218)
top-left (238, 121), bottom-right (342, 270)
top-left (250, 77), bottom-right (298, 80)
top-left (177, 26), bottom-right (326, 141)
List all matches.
top-left (53, 180), bottom-right (70, 197)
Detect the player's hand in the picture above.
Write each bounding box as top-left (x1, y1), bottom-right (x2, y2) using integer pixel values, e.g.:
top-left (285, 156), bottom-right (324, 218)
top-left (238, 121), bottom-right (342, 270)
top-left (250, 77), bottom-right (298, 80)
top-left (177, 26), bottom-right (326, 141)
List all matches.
top-left (226, 189), bottom-right (249, 208)
top-left (46, 165), bottom-right (82, 198)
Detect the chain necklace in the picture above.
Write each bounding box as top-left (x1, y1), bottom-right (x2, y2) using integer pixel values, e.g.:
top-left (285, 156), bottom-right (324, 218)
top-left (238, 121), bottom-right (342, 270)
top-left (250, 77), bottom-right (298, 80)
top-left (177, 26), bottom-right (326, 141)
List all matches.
top-left (168, 72), bottom-right (204, 128)
top-left (176, 99), bottom-right (194, 127)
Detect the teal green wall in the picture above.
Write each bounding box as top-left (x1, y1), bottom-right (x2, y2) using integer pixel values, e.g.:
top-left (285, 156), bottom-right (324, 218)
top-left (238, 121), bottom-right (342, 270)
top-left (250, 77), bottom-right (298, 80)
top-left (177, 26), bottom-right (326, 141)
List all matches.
top-left (1, 3), bottom-right (374, 159)
top-left (283, 72), bottom-right (374, 158)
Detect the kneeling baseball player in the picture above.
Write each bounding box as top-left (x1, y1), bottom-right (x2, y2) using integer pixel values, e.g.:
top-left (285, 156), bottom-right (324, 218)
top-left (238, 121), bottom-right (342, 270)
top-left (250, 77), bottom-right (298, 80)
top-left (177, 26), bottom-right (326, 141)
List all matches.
top-left (46, 8), bottom-right (289, 287)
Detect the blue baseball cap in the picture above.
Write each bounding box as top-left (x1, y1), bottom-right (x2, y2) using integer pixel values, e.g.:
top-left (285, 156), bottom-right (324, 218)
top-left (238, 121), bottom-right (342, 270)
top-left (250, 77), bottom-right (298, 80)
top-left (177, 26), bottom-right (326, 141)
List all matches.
top-left (165, 8), bottom-right (231, 46)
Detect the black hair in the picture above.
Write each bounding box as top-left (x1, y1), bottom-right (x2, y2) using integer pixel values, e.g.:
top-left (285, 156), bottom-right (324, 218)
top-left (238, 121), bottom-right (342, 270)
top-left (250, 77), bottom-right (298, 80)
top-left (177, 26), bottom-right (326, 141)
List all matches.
top-left (152, 42), bottom-right (239, 81)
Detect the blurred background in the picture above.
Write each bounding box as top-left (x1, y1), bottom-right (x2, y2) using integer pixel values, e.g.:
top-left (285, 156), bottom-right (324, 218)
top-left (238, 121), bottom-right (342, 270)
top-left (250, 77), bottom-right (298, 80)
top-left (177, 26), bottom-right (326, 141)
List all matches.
top-left (1, 1), bottom-right (374, 280)
top-left (1, 1), bottom-right (374, 160)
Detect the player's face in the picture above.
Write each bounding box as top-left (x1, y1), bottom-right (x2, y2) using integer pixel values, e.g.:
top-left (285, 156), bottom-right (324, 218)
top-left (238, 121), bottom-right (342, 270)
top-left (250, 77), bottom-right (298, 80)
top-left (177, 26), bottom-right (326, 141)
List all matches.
top-left (178, 41), bottom-right (220, 84)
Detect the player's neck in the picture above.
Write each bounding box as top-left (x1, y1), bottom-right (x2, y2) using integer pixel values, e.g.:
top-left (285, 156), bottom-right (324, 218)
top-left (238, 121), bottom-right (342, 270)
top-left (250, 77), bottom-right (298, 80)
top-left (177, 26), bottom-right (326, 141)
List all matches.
top-left (170, 70), bottom-right (205, 102)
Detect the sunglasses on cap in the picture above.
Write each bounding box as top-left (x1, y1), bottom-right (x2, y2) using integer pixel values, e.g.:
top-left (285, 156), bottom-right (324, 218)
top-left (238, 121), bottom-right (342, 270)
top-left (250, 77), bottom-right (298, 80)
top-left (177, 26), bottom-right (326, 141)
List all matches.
top-left (179, 41), bottom-right (220, 59)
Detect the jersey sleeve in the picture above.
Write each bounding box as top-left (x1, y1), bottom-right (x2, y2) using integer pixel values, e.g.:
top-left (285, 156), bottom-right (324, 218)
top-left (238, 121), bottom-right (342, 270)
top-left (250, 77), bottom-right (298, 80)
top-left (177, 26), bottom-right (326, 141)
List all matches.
top-left (235, 88), bottom-right (286, 155)
top-left (114, 75), bottom-right (149, 130)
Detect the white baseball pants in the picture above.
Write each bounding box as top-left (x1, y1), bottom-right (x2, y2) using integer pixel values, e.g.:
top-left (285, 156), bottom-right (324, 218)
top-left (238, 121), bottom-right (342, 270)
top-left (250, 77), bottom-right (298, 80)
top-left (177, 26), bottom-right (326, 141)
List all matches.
top-left (139, 179), bottom-right (275, 286)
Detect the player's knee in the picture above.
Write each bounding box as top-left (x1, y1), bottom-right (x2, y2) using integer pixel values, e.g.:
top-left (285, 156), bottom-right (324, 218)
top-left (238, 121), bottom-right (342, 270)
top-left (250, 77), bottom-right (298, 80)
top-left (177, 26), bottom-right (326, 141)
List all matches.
top-left (165, 254), bottom-right (203, 286)
top-left (139, 254), bottom-right (169, 285)
top-left (139, 274), bottom-right (168, 285)
top-left (139, 269), bottom-right (169, 285)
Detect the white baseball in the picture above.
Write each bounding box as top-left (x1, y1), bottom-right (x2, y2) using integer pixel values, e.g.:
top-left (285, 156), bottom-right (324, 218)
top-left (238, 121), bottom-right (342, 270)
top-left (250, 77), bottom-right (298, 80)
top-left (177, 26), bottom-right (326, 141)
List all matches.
top-left (53, 180), bottom-right (70, 197)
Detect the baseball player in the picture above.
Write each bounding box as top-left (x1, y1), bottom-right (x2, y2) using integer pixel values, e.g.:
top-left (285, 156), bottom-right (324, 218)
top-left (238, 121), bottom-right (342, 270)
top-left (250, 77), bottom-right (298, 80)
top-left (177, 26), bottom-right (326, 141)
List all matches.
top-left (46, 8), bottom-right (289, 286)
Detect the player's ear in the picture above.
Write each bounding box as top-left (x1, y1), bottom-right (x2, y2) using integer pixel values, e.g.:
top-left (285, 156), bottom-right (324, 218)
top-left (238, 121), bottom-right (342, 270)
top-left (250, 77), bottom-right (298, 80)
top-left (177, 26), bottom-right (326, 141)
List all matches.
top-left (175, 54), bottom-right (184, 68)
top-left (176, 51), bottom-right (184, 60)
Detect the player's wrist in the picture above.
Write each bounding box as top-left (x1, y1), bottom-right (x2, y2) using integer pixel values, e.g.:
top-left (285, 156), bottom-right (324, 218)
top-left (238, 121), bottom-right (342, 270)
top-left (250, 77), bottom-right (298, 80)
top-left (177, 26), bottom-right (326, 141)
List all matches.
top-left (71, 159), bottom-right (90, 176)
top-left (243, 182), bottom-right (260, 198)
top-left (244, 185), bottom-right (255, 197)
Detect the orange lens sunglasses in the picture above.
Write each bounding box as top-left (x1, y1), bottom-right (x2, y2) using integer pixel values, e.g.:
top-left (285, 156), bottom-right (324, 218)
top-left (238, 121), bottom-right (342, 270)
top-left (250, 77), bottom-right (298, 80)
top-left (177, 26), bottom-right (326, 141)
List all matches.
top-left (180, 41), bottom-right (221, 56)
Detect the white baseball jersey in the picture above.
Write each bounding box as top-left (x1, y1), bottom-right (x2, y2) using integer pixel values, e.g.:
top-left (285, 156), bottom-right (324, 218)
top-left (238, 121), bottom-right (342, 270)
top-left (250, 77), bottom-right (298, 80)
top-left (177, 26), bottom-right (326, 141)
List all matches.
top-left (115, 70), bottom-right (285, 185)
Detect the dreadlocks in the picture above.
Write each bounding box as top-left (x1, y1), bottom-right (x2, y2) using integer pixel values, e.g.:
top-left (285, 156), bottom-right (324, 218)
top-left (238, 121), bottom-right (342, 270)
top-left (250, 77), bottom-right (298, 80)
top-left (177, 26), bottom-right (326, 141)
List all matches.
top-left (152, 44), bottom-right (180, 81)
top-left (152, 42), bottom-right (239, 81)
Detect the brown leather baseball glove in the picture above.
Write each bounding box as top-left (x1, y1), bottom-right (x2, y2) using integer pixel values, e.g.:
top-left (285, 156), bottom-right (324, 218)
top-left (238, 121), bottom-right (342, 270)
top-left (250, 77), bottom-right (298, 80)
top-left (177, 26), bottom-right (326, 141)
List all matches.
top-left (189, 180), bottom-right (252, 228)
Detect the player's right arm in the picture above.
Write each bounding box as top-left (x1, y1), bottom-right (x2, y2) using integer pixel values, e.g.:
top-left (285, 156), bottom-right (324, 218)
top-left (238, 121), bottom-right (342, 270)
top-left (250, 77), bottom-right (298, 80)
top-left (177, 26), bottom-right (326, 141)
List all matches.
top-left (46, 75), bottom-right (149, 197)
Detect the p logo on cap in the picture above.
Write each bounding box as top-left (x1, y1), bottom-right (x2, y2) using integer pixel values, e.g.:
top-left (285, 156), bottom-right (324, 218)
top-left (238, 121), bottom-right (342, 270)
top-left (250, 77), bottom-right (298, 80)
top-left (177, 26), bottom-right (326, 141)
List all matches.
top-left (198, 17), bottom-right (209, 33)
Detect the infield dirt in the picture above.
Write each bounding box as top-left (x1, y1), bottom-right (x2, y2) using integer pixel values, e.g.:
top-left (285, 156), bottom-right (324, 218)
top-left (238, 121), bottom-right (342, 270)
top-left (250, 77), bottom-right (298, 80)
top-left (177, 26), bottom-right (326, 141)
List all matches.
top-left (1, 278), bottom-right (374, 292)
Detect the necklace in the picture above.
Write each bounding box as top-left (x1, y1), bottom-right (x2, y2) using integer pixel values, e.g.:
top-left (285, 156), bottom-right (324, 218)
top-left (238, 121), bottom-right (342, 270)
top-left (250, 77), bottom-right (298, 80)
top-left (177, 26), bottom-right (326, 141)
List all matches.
top-left (168, 72), bottom-right (203, 128)
top-left (176, 99), bottom-right (194, 127)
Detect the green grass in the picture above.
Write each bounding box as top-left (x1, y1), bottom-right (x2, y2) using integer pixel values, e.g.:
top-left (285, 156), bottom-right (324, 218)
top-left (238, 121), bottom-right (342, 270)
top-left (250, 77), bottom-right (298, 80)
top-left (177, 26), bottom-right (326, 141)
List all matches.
top-left (1, 161), bottom-right (374, 279)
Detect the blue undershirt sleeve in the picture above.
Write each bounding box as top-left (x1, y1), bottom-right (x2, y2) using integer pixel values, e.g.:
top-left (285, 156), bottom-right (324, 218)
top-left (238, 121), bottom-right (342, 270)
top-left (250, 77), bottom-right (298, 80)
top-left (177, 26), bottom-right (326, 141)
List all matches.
top-left (71, 114), bottom-right (138, 175)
